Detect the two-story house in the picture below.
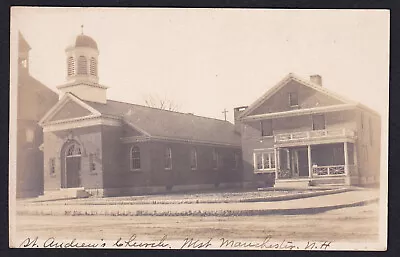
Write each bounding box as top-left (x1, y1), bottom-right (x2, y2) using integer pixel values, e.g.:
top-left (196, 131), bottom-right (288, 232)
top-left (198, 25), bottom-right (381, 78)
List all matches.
top-left (235, 73), bottom-right (381, 187)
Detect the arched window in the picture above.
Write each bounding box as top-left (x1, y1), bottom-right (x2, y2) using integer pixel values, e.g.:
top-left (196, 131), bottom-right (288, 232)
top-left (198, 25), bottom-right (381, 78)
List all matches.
top-left (130, 146), bottom-right (141, 170)
top-left (212, 148), bottom-right (219, 170)
top-left (66, 143), bottom-right (81, 157)
top-left (190, 148), bottom-right (197, 170)
top-left (164, 147), bottom-right (172, 170)
top-left (67, 57), bottom-right (75, 76)
top-left (77, 56), bottom-right (87, 75)
top-left (90, 57), bottom-right (97, 76)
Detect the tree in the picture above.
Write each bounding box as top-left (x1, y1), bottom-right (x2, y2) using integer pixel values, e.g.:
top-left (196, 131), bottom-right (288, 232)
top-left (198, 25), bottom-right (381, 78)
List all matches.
top-left (144, 94), bottom-right (180, 112)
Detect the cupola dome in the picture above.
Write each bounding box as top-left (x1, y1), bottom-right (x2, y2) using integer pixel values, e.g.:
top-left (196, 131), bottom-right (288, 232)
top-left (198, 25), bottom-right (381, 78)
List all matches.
top-left (75, 34), bottom-right (98, 50)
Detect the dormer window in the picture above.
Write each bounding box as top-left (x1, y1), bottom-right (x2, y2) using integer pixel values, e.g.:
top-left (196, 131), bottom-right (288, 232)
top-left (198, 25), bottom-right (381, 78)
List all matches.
top-left (77, 56), bottom-right (87, 75)
top-left (289, 92), bottom-right (298, 107)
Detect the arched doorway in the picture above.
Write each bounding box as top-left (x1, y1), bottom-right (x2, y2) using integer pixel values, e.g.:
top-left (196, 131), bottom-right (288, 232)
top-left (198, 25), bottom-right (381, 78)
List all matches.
top-left (63, 141), bottom-right (82, 188)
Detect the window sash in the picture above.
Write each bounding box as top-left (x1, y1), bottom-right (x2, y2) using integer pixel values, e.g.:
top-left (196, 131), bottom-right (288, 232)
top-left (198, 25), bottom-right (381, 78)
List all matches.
top-left (254, 151), bottom-right (275, 170)
top-left (130, 147), bottom-right (141, 170)
top-left (49, 158), bottom-right (55, 175)
top-left (289, 92), bottom-right (298, 106)
top-left (212, 150), bottom-right (219, 169)
top-left (261, 120), bottom-right (273, 136)
top-left (233, 153), bottom-right (239, 170)
top-left (190, 149), bottom-right (197, 170)
top-left (164, 148), bottom-right (172, 170)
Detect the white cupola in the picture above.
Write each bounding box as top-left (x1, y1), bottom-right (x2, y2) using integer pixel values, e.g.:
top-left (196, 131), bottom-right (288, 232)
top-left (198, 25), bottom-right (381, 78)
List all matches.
top-left (57, 26), bottom-right (108, 104)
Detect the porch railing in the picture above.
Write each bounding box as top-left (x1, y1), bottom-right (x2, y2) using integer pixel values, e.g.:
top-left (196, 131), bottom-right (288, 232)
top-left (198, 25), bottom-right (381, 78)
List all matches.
top-left (274, 128), bottom-right (355, 144)
top-left (312, 165), bottom-right (345, 176)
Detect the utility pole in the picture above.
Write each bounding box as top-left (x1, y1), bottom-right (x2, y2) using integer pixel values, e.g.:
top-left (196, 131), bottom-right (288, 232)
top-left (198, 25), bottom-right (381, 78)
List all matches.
top-left (222, 108), bottom-right (229, 121)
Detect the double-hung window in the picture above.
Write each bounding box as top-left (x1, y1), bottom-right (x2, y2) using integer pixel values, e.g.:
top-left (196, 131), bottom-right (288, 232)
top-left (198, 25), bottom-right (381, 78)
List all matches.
top-left (165, 147), bottom-right (172, 170)
top-left (254, 151), bottom-right (275, 172)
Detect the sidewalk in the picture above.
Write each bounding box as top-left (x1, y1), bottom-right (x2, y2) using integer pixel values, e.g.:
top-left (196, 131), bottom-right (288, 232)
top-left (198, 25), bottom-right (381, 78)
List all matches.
top-left (16, 189), bottom-right (379, 216)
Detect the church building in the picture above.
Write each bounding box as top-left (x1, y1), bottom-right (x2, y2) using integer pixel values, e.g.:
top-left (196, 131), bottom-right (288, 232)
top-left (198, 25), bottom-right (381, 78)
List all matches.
top-left (39, 33), bottom-right (242, 197)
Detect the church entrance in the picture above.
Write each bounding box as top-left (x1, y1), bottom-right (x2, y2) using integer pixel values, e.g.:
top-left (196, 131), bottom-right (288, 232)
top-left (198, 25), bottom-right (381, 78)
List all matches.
top-left (64, 142), bottom-right (82, 188)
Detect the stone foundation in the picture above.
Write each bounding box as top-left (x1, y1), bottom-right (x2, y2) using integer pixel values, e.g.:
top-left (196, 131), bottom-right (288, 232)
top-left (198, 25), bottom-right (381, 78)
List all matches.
top-left (87, 182), bottom-right (243, 197)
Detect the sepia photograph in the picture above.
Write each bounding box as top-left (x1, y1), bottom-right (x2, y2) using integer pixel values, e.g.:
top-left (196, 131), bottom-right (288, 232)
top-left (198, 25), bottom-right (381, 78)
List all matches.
top-left (9, 7), bottom-right (389, 250)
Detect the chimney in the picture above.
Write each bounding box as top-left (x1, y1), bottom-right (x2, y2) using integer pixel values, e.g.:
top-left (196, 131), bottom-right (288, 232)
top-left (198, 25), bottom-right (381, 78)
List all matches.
top-left (310, 74), bottom-right (322, 86)
top-left (233, 106), bottom-right (248, 134)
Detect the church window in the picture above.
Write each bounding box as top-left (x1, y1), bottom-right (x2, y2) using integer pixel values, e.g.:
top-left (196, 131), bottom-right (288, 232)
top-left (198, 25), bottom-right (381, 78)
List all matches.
top-left (77, 56), bottom-right (87, 75)
top-left (89, 153), bottom-right (96, 172)
top-left (164, 147), bottom-right (172, 170)
top-left (49, 158), bottom-right (55, 176)
top-left (212, 149), bottom-right (219, 170)
top-left (190, 148), bottom-right (197, 170)
top-left (289, 92), bottom-right (298, 107)
top-left (67, 57), bottom-right (75, 76)
top-left (66, 143), bottom-right (81, 156)
top-left (130, 146), bottom-right (141, 170)
top-left (90, 57), bottom-right (97, 76)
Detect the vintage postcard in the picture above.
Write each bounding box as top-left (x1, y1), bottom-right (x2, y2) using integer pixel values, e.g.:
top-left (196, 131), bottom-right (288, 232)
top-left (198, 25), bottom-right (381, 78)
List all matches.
top-left (9, 7), bottom-right (389, 250)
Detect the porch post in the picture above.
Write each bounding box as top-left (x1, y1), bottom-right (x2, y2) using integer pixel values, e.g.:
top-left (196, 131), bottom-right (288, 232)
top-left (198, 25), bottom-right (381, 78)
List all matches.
top-left (307, 145), bottom-right (312, 178)
top-left (344, 142), bottom-right (349, 175)
top-left (274, 147), bottom-right (278, 180)
top-left (353, 143), bottom-right (358, 172)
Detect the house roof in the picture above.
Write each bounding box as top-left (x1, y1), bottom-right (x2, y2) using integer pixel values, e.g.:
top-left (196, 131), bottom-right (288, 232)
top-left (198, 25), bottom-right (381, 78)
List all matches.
top-left (18, 31), bottom-right (31, 53)
top-left (239, 73), bottom-right (380, 118)
top-left (81, 98), bottom-right (241, 146)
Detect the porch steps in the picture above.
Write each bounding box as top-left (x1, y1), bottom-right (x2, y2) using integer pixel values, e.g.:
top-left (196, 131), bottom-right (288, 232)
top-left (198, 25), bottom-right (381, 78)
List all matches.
top-left (275, 177), bottom-right (346, 188)
top-left (37, 188), bottom-right (91, 201)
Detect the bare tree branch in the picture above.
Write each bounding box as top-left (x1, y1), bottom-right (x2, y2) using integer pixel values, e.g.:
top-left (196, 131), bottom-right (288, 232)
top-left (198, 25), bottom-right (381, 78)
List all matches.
top-left (144, 94), bottom-right (180, 112)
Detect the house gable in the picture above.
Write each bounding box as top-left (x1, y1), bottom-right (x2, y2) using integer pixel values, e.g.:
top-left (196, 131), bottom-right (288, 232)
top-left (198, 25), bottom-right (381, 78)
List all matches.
top-left (241, 73), bottom-right (356, 118)
top-left (249, 80), bottom-right (345, 116)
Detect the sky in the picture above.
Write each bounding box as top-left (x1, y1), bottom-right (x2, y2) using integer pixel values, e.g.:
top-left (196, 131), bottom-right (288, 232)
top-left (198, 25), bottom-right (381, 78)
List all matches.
top-left (11, 8), bottom-right (389, 123)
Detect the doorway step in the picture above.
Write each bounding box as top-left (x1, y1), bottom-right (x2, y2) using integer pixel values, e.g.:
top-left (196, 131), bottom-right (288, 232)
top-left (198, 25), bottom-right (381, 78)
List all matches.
top-left (37, 187), bottom-right (91, 201)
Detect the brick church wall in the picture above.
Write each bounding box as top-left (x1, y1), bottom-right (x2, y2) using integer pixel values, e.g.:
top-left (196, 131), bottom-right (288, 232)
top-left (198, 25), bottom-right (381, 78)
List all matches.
top-left (43, 125), bottom-right (103, 191)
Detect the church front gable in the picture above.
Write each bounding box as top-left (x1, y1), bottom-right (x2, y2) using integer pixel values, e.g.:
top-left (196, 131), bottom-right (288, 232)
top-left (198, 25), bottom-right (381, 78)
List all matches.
top-left (49, 100), bottom-right (93, 122)
top-left (248, 80), bottom-right (346, 116)
top-left (40, 93), bottom-right (101, 126)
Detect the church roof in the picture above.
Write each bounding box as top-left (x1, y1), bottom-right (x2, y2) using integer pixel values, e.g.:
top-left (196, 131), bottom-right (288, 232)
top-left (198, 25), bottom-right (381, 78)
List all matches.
top-left (83, 99), bottom-right (241, 146)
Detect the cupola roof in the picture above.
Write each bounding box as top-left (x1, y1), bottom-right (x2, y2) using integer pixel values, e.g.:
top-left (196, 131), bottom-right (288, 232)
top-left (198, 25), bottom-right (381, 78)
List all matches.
top-left (75, 34), bottom-right (98, 50)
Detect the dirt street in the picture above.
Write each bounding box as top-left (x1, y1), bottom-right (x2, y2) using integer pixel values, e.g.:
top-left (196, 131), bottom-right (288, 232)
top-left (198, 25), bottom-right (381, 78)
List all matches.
top-left (15, 202), bottom-right (379, 244)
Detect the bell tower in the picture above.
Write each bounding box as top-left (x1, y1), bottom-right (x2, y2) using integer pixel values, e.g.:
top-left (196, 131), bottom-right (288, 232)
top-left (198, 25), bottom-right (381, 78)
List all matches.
top-left (57, 26), bottom-right (108, 104)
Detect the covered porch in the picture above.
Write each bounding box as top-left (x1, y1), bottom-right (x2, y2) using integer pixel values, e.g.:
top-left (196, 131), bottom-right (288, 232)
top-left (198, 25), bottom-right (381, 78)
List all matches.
top-left (275, 142), bottom-right (357, 181)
